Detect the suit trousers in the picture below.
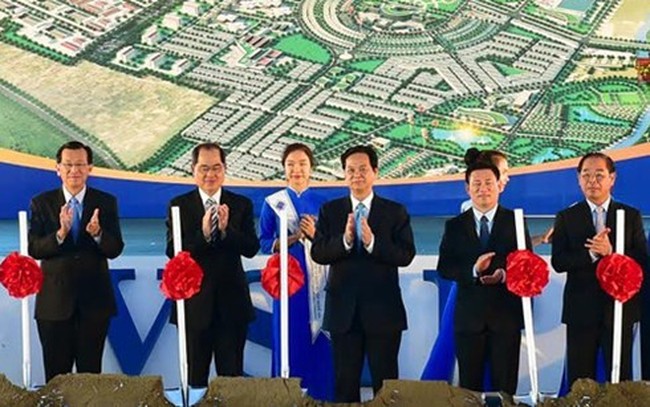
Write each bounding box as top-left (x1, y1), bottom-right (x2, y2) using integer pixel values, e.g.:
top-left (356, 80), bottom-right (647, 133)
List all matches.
top-left (566, 322), bottom-right (634, 386)
top-left (37, 313), bottom-right (110, 382)
top-left (455, 326), bottom-right (521, 395)
top-left (186, 319), bottom-right (248, 387)
top-left (330, 312), bottom-right (402, 403)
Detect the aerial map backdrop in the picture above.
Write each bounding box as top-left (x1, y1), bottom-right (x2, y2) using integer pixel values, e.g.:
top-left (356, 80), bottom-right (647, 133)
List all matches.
top-left (0, 0), bottom-right (649, 217)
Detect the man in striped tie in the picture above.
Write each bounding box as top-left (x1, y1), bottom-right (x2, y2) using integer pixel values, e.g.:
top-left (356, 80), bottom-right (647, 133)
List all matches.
top-left (165, 142), bottom-right (259, 387)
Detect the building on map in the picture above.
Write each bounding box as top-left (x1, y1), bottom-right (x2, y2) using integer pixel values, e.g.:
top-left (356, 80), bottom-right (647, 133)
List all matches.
top-left (162, 12), bottom-right (182, 30)
top-left (141, 25), bottom-right (161, 46)
top-left (116, 45), bottom-right (137, 63)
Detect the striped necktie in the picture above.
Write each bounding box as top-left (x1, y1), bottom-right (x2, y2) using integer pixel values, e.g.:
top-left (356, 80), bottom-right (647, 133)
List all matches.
top-left (205, 198), bottom-right (218, 241)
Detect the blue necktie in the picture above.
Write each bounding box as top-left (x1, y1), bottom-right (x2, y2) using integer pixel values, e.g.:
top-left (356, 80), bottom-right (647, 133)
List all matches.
top-left (70, 197), bottom-right (82, 243)
top-left (593, 206), bottom-right (606, 233)
top-left (479, 215), bottom-right (490, 250)
top-left (355, 203), bottom-right (367, 252)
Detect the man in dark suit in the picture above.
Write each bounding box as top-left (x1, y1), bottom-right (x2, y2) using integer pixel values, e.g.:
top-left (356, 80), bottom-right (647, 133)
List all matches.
top-left (552, 152), bottom-right (647, 386)
top-left (28, 141), bottom-right (124, 382)
top-left (166, 142), bottom-right (259, 387)
top-left (437, 161), bottom-right (530, 395)
top-left (311, 145), bottom-right (415, 402)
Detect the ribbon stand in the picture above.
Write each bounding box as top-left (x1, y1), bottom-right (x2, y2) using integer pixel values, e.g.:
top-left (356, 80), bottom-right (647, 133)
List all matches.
top-left (514, 209), bottom-right (539, 405)
top-left (18, 211), bottom-right (32, 389)
top-left (277, 204), bottom-right (290, 378)
top-left (611, 209), bottom-right (625, 383)
top-left (172, 206), bottom-right (189, 407)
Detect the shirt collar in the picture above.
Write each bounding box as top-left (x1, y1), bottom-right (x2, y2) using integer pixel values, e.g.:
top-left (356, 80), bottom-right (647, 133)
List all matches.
top-left (351, 191), bottom-right (374, 212)
top-left (288, 185), bottom-right (309, 198)
top-left (198, 188), bottom-right (222, 206)
top-left (62, 186), bottom-right (87, 204)
top-left (472, 204), bottom-right (498, 223)
top-left (586, 197), bottom-right (611, 213)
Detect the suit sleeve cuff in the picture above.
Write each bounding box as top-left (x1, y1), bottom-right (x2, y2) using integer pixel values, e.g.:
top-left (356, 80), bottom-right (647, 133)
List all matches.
top-left (343, 235), bottom-right (352, 251)
top-left (364, 236), bottom-right (375, 253)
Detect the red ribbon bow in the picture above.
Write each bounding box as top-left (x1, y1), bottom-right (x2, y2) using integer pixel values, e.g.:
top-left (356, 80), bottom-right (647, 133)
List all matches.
top-left (506, 249), bottom-right (549, 297)
top-left (160, 251), bottom-right (204, 300)
top-left (261, 254), bottom-right (305, 300)
top-left (596, 253), bottom-right (643, 303)
top-left (0, 252), bottom-right (43, 298)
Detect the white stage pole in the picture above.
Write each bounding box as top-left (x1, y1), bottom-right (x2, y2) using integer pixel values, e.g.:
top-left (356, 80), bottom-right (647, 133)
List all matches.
top-left (171, 207), bottom-right (189, 407)
top-left (611, 209), bottom-right (625, 383)
top-left (514, 209), bottom-right (538, 405)
top-left (279, 206), bottom-right (290, 379)
top-left (18, 211), bottom-right (31, 389)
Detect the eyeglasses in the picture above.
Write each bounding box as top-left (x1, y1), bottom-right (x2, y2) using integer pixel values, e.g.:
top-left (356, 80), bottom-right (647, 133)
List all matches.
top-left (580, 173), bottom-right (608, 183)
top-left (59, 163), bottom-right (89, 171)
top-left (197, 165), bottom-right (224, 174)
top-left (345, 166), bottom-right (371, 176)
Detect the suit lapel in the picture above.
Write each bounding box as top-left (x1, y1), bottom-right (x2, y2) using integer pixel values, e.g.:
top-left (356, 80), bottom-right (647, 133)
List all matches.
top-left (461, 209), bottom-right (480, 248)
top-left (190, 189), bottom-right (205, 222)
top-left (81, 187), bottom-right (96, 226)
top-left (578, 200), bottom-right (597, 236)
top-left (490, 205), bottom-right (504, 247)
top-left (344, 196), bottom-right (353, 217)
top-left (55, 189), bottom-right (66, 211)
top-left (367, 195), bottom-right (380, 227)
top-left (606, 200), bottom-right (619, 247)
top-left (220, 189), bottom-right (231, 208)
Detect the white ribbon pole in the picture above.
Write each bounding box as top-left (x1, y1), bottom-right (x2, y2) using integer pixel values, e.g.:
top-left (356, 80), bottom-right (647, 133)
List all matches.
top-left (171, 207), bottom-right (189, 407)
top-left (18, 211), bottom-right (31, 389)
top-left (514, 209), bottom-right (538, 405)
top-left (611, 209), bottom-right (625, 383)
top-left (279, 205), bottom-right (290, 378)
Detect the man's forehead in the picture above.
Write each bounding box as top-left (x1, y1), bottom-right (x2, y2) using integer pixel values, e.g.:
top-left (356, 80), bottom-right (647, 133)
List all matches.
top-left (470, 170), bottom-right (496, 181)
top-left (61, 149), bottom-right (87, 159)
top-left (581, 157), bottom-right (609, 170)
top-left (197, 152), bottom-right (223, 164)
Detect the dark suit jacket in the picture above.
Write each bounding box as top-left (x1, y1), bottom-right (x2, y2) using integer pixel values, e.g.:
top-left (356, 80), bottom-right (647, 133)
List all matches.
top-left (28, 187), bottom-right (124, 321)
top-left (437, 205), bottom-right (531, 333)
top-left (552, 200), bottom-right (648, 327)
top-left (166, 188), bottom-right (259, 331)
top-left (310, 194), bottom-right (415, 333)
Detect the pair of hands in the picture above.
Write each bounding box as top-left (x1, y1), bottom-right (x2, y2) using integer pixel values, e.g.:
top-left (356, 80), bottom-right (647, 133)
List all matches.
top-left (202, 204), bottom-right (229, 238)
top-left (585, 228), bottom-right (613, 257)
top-left (58, 205), bottom-right (101, 240)
top-left (474, 252), bottom-right (504, 285)
top-left (273, 215), bottom-right (317, 252)
top-left (295, 215), bottom-right (317, 241)
top-left (344, 213), bottom-right (373, 248)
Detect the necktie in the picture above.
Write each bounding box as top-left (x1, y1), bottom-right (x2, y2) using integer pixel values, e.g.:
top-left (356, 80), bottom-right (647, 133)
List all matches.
top-left (205, 198), bottom-right (218, 241)
top-left (355, 203), bottom-right (367, 252)
top-left (594, 206), bottom-right (606, 233)
top-left (70, 197), bottom-right (82, 243)
top-left (479, 215), bottom-right (490, 249)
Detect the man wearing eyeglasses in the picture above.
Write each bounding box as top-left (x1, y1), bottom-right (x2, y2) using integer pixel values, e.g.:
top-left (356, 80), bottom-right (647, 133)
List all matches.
top-left (552, 152), bottom-right (648, 386)
top-left (165, 142), bottom-right (259, 387)
top-left (311, 145), bottom-right (415, 402)
top-left (28, 141), bottom-right (124, 382)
